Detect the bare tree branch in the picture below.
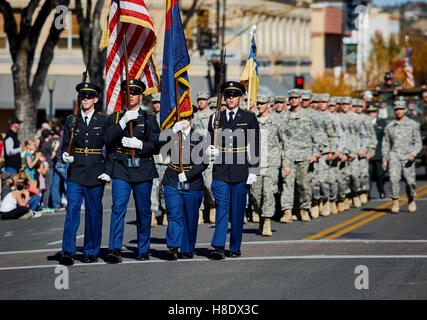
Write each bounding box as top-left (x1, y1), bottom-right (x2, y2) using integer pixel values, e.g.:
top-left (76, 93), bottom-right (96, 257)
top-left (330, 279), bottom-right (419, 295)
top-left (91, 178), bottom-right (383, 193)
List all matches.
top-left (0, 0), bottom-right (18, 59)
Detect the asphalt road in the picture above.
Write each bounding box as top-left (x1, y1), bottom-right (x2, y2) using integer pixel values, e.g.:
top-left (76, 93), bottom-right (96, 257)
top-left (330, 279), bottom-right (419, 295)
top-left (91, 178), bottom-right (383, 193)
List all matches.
top-left (1, 167), bottom-right (427, 304)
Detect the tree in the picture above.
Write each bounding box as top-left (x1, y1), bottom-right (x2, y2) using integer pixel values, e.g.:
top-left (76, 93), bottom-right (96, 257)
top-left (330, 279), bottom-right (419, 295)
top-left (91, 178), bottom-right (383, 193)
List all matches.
top-left (75, 0), bottom-right (106, 111)
top-left (307, 74), bottom-right (353, 97)
top-left (0, 0), bottom-right (70, 140)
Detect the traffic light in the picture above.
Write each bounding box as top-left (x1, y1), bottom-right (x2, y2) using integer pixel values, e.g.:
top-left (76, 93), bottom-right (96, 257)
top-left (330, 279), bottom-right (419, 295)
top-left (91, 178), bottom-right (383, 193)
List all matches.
top-left (295, 75), bottom-right (304, 89)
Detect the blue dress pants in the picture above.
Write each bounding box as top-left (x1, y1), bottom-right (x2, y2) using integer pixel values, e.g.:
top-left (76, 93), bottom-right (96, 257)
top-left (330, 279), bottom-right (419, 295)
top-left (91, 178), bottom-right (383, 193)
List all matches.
top-left (108, 179), bottom-right (153, 255)
top-left (163, 185), bottom-right (204, 253)
top-left (62, 182), bottom-right (104, 257)
top-left (211, 180), bottom-right (248, 252)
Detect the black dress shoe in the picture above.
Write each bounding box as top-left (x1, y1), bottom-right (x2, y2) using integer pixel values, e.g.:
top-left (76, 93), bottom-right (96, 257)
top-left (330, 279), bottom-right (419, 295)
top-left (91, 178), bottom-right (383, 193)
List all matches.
top-left (84, 255), bottom-right (98, 263)
top-left (229, 250), bottom-right (241, 258)
top-left (180, 252), bottom-right (194, 259)
top-left (166, 247), bottom-right (178, 261)
top-left (107, 249), bottom-right (122, 263)
top-left (137, 252), bottom-right (150, 261)
top-left (210, 246), bottom-right (225, 260)
top-left (61, 251), bottom-right (74, 266)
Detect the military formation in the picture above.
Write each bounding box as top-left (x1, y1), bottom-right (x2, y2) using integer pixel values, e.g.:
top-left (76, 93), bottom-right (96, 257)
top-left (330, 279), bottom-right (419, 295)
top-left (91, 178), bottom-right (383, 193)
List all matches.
top-left (59, 80), bottom-right (422, 265)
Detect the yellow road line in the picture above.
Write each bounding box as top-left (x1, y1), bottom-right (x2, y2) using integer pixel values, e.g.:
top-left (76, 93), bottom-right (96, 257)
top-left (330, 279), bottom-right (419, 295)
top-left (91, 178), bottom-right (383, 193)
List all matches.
top-left (303, 183), bottom-right (427, 241)
top-left (323, 187), bottom-right (427, 240)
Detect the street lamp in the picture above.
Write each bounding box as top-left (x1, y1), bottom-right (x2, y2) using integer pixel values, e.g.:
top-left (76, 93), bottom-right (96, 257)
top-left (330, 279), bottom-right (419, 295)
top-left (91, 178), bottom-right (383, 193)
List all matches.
top-left (47, 79), bottom-right (55, 121)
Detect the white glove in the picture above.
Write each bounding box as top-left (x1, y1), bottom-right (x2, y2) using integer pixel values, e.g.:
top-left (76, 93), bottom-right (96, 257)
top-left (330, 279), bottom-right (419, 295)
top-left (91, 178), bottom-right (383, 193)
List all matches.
top-left (121, 137), bottom-right (143, 149)
top-left (206, 145), bottom-right (219, 158)
top-left (172, 121), bottom-right (184, 134)
top-left (62, 152), bottom-right (74, 164)
top-left (98, 173), bottom-right (111, 182)
top-left (246, 173), bottom-right (257, 185)
top-left (119, 110), bottom-right (139, 129)
top-left (178, 172), bottom-right (187, 183)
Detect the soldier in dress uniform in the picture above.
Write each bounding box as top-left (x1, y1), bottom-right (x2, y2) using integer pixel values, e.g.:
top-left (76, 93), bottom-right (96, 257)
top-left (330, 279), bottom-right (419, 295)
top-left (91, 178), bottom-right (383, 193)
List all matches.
top-left (382, 100), bottom-right (422, 213)
top-left (60, 82), bottom-right (112, 265)
top-left (161, 108), bottom-right (208, 260)
top-left (105, 79), bottom-right (161, 263)
top-left (207, 81), bottom-right (260, 259)
top-left (192, 91), bottom-right (216, 225)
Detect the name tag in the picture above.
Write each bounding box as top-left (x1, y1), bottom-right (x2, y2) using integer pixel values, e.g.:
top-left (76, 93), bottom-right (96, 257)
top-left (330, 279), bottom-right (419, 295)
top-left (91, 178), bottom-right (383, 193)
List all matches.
top-left (237, 123), bottom-right (248, 126)
top-left (93, 127), bottom-right (101, 130)
top-left (137, 124), bottom-right (145, 127)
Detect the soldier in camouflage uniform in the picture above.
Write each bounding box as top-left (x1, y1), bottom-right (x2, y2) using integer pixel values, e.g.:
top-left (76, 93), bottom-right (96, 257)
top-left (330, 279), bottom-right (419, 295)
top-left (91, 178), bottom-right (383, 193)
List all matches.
top-left (353, 99), bottom-right (377, 204)
top-left (249, 95), bottom-right (292, 235)
top-left (279, 89), bottom-right (319, 222)
top-left (192, 92), bottom-right (216, 224)
top-left (317, 94), bottom-right (340, 216)
top-left (301, 90), bottom-right (326, 219)
top-left (274, 96), bottom-right (288, 114)
top-left (335, 97), bottom-right (357, 212)
top-left (149, 92), bottom-right (169, 226)
top-left (382, 100), bottom-right (422, 213)
top-left (343, 97), bottom-right (369, 208)
top-left (326, 96), bottom-right (347, 214)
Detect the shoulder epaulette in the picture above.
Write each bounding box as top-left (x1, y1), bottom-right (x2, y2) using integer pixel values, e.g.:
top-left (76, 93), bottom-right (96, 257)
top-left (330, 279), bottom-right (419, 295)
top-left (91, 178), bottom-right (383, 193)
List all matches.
top-left (97, 112), bottom-right (108, 117)
top-left (240, 109), bottom-right (253, 114)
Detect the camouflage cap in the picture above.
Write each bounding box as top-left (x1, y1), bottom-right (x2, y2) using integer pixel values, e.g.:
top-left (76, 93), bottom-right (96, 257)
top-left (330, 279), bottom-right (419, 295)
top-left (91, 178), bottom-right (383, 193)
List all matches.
top-left (197, 91), bottom-right (210, 100)
top-left (329, 97), bottom-right (337, 106)
top-left (257, 95), bottom-right (270, 104)
top-left (393, 100), bottom-right (406, 110)
top-left (319, 93), bottom-right (330, 102)
top-left (301, 89), bottom-right (312, 100)
top-left (311, 94), bottom-right (320, 102)
top-left (274, 95), bottom-right (287, 103)
top-left (151, 92), bottom-right (161, 102)
top-left (209, 97), bottom-right (217, 108)
top-left (288, 89), bottom-right (302, 98)
top-left (341, 96), bottom-right (352, 104)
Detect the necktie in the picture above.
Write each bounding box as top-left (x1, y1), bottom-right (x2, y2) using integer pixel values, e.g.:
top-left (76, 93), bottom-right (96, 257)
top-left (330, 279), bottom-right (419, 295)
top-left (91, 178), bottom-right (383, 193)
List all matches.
top-left (85, 116), bottom-right (88, 126)
top-left (229, 111), bottom-right (234, 122)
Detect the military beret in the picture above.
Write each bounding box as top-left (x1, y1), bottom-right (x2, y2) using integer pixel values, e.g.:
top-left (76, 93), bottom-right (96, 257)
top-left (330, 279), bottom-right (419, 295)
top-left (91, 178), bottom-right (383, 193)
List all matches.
top-left (301, 89), bottom-right (312, 99)
top-left (197, 91), bottom-right (210, 100)
top-left (121, 79), bottom-right (146, 94)
top-left (288, 89), bottom-right (302, 98)
top-left (257, 95), bottom-right (270, 104)
top-left (221, 81), bottom-right (246, 96)
top-left (151, 92), bottom-right (161, 102)
top-left (394, 100), bottom-right (406, 110)
top-left (76, 82), bottom-right (100, 98)
top-left (311, 94), bottom-right (320, 102)
top-left (274, 96), bottom-right (287, 103)
top-left (319, 93), bottom-right (330, 102)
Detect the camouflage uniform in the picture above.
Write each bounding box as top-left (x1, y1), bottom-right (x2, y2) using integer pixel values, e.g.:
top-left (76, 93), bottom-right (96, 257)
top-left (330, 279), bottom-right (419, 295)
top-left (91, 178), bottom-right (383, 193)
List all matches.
top-left (192, 92), bottom-right (216, 222)
top-left (316, 94), bottom-right (339, 213)
top-left (382, 101), bottom-right (422, 200)
top-left (326, 97), bottom-right (346, 204)
top-left (354, 99), bottom-right (377, 200)
top-left (250, 96), bottom-right (292, 221)
top-left (280, 90), bottom-right (319, 219)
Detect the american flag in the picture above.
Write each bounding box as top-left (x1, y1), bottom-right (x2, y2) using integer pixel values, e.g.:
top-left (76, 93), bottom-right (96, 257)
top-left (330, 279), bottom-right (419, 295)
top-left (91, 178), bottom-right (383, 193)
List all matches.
top-left (404, 36), bottom-right (415, 88)
top-left (102, 0), bottom-right (160, 114)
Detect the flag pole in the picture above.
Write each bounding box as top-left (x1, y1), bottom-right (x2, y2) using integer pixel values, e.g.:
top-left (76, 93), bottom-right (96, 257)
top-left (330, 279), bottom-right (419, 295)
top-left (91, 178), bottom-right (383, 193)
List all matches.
top-left (118, 0), bottom-right (135, 166)
top-left (247, 25), bottom-right (257, 110)
top-left (174, 78), bottom-right (183, 174)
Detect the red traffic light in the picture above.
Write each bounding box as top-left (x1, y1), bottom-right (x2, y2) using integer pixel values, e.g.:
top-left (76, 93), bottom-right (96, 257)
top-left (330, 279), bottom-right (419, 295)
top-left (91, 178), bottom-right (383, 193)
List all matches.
top-left (295, 76), bottom-right (304, 88)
